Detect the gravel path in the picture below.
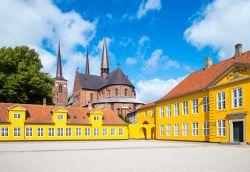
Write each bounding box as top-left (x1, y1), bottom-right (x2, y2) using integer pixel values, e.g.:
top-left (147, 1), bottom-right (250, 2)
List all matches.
top-left (0, 140), bottom-right (249, 172)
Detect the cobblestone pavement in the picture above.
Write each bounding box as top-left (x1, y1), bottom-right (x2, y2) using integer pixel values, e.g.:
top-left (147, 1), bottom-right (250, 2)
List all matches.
top-left (0, 140), bottom-right (249, 172)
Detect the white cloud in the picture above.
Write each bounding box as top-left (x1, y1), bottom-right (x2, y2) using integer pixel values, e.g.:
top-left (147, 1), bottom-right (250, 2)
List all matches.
top-left (0, 0), bottom-right (96, 93)
top-left (125, 57), bottom-right (137, 66)
top-left (136, 76), bottom-right (186, 103)
top-left (164, 59), bottom-right (180, 69)
top-left (143, 49), bottom-right (163, 73)
top-left (137, 0), bottom-right (162, 19)
top-left (106, 13), bottom-right (113, 19)
top-left (139, 36), bottom-right (150, 46)
top-left (184, 0), bottom-right (250, 60)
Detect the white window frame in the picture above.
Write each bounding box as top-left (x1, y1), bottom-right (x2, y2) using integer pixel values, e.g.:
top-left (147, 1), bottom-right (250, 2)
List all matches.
top-left (183, 101), bottom-right (188, 115)
top-left (203, 121), bottom-right (209, 136)
top-left (160, 106), bottom-right (164, 118)
top-left (174, 103), bottom-right (179, 116)
top-left (144, 111), bottom-right (147, 117)
top-left (102, 128), bottom-right (108, 136)
top-left (85, 128), bottom-right (91, 136)
top-left (48, 128), bottom-right (54, 137)
top-left (160, 125), bottom-right (164, 136)
top-left (167, 124), bottom-right (171, 136)
top-left (14, 113), bottom-right (21, 119)
top-left (192, 99), bottom-right (198, 114)
top-left (118, 128), bottom-right (124, 136)
top-left (217, 120), bottom-right (226, 136)
top-left (111, 128), bottom-right (116, 136)
top-left (94, 128), bottom-right (99, 136)
top-left (192, 122), bottom-right (198, 136)
top-left (76, 128), bottom-right (82, 136)
top-left (182, 123), bottom-right (188, 136)
top-left (57, 114), bottom-right (63, 120)
top-left (25, 127), bottom-right (32, 137)
top-left (217, 92), bottom-right (226, 110)
top-left (167, 105), bottom-right (171, 117)
top-left (37, 128), bottom-right (44, 137)
top-left (94, 116), bottom-right (100, 121)
top-left (203, 96), bottom-right (209, 112)
top-left (174, 123), bottom-right (179, 136)
top-left (151, 109), bottom-right (155, 117)
top-left (232, 88), bottom-right (243, 108)
top-left (1, 127), bottom-right (9, 137)
top-left (57, 128), bottom-right (63, 136)
top-left (66, 128), bottom-right (72, 136)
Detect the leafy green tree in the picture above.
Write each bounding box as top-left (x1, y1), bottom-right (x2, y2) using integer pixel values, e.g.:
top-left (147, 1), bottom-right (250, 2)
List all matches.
top-left (0, 46), bottom-right (54, 104)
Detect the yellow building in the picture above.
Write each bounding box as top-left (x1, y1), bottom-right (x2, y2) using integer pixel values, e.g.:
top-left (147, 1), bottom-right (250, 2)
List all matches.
top-left (155, 44), bottom-right (250, 144)
top-left (0, 103), bottom-right (128, 141)
top-left (128, 103), bottom-right (156, 139)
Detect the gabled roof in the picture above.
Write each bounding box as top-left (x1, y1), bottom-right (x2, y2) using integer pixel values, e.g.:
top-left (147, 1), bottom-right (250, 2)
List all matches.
top-left (92, 96), bottom-right (143, 104)
top-left (77, 67), bottom-right (134, 90)
top-left (158, 51), bottom-right (250, 102)
top-left (137, 102), bottom-right (156, 110)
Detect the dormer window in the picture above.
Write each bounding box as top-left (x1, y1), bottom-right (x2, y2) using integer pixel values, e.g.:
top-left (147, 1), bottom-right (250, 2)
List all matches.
top-left (14, 113), bottom-right (21, 119)
top-left (94, 116), bottom-right (99, 121)
top-left (57, 114), bottom-right (63, 120)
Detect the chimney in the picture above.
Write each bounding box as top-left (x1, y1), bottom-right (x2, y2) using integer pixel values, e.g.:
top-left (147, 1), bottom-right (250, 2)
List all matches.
top-left (205, 57), bottom-right (212, 69)
top-left (234, 43), bottom-right (242, 58)
top-left (43, 98), bottom-right (46, 106)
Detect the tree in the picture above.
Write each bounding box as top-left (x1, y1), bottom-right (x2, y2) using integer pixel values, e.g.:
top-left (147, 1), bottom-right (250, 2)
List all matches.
top-left (0, 46), bottom-right (54, 104)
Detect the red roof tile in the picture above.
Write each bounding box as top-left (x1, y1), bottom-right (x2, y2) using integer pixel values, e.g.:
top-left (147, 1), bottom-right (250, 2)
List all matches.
top-left (158, 51), bottom-right (250, 102)
top-left (102, 109), bottom-right (127, 125)
top-left (137, 103), bottom-right (156, 110)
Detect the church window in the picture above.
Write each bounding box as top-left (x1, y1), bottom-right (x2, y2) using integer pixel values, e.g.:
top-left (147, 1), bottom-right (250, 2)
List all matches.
top-left (125, 89), bottom-right (128, 96)
top-left (90, 93), bottom-right (93, 102)
top-left (108, 90), bottom-right (110, 97)
top-left (115, 89), bottom-right (118, 96)
top-left (59, 84), bottom-right (63, 93)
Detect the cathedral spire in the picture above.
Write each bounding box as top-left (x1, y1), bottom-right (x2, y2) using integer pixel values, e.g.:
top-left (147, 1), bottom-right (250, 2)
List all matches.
top-left (101, 36), bottom-right (109, 78)
top-left (56, 41), bottom-right (64, 80)
top-left (85, 46), bottom-right (90, 75)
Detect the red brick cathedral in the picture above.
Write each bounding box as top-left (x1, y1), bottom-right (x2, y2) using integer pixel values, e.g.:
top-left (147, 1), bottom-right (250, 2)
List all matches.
top-left (53, 37), bottom-right (143, 115)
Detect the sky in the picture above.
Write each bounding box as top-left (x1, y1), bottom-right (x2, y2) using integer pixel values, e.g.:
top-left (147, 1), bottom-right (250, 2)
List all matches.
top-left (1, 0), bottom-right (250, 103)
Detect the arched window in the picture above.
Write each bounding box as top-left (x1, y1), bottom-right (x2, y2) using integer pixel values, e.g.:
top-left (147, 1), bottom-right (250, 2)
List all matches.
top-left (59, 84), bottom-right (63, 93)
top-left (115, 88), bottom-right (118, 96)
top-left (90, 93), bottom-right (93, 102)
top-left (125, 89), bottom-right (128, 96)
top-left (108, 90), bottom-right (110, 97)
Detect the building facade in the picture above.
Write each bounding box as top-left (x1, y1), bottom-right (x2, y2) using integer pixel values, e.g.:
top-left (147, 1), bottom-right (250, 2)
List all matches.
top-left (0, 103), bottom-right (128, 141)
top-left (155, 44), bottom-right (250, 143)
top-left (72, 37), bottom-right (143, 115)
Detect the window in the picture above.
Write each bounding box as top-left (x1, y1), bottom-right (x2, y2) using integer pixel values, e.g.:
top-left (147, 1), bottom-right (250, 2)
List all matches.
top-left (182, 123), bottom-right (188, 136)
top-left (125, 89), bottom-right (128, 96)
top-left (57, 128), bottom-right (63, 136)
top-left (90, 93), bottom-right (93, 102)
top-left (66, 128), bottom-right (72, 136)
top-left (37, 128), bottom-right (44, 137)
top-left (192, 122), bottom-right (198, 136)
top-left (203, 96), bottom-right (209, 112)
top-left (217, 120), bottom-right (226, 136)
top-left (59, 84), bottom-right (62, 93)
top-left (111, 128), bottom-right (116, 136)
top-left (203, 121), bottom-right (209, 136)
top-left (183, 101), bottom-right (188, 115)
top-left (94, 128), bottom-right (99, 136)
top-left (76, 128), bottom-right (82, 136)
top-left (25, 127), bottom-right (32, 137)
top-left (115, 89), bottom-right (118, 96)
top-left (151, 109), bottom-right (155, 117)
top-left (167, 105), bottom-right (171, 117)
top-left (14, 113), bottom-right (21, 119)
top-left (160, 125), bottom-right (164, 136)
top-left (119, 128), bottom-right (124, 136)
top-left (232, 88), bottom-right (242, 108)
top-left (144, 111), bottom-right (147, 117)
top-left (174, 123), bottom-right (179, 136)
top-left (167, 124), bottom-right (171, 136)
top-left (85, 128), bottom-right (91, 136)
top-left (192, 99), bottom-right (198, 114)
top-left (102, 128), bottom-right (108, 136)
top-left (48, 128), bottom-right (54, 137)
top-left (160, 106), bottom-right (164, 118)
top-left (57, 115), bottom-right (63, 120)
top-left (217, 92), bottom-right (226, 110)
top-left (94, 116), bottom-right (100, 121)
top-left (14, 127), bottom-right (21, 136)
top-left (174, 103), bottom-right (179, 116)
top-left (1, 127), bottom-right (8, 137)
top-left (107, 90), bottom-right (111, 97)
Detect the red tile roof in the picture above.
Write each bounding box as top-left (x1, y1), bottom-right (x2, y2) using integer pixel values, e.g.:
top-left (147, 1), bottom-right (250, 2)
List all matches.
top-left (137, 102), bottom-right (156, 110)
top-left (0, 103), bottom-right (126, 125)
top-left (158, 51), bottom-right (250, 102)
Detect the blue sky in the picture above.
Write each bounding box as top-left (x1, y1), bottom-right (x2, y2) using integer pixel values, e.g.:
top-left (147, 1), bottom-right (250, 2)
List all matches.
top-left (1, 0), bottom-right (250, 103)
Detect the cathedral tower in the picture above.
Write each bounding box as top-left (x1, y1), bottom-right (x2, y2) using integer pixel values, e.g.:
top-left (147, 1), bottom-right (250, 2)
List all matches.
top-left (85, 46), bottom-right (90, 75)
top-left (53, 42), bottom-right (68, 105)
top-left (101, 36), bottom-right (109, 78)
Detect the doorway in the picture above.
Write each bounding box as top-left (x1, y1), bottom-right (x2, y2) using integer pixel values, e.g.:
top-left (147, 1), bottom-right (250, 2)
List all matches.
top-left (233, 121), bottom-right (244, 142)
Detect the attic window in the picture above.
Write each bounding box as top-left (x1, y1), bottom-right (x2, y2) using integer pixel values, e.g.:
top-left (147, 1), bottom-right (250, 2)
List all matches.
top-left (14, 113), bottom-right (21, 119)
top-left (57, 115), bottom-right (63, 120)
top-left (94, 116), bottom-right (99, 121)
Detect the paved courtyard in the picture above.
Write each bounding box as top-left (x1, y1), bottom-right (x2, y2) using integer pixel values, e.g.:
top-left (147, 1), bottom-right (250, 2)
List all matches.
top-left (0, 140), bottom-right (249, 172)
